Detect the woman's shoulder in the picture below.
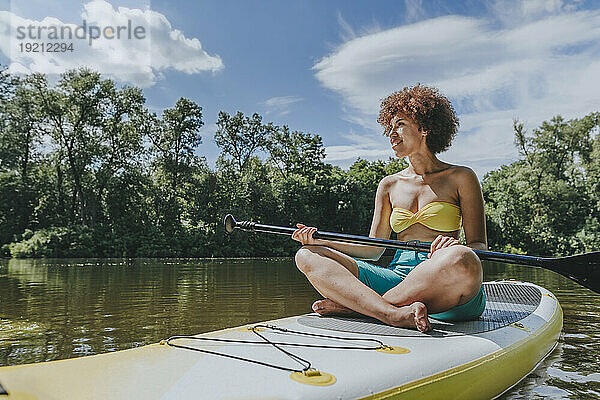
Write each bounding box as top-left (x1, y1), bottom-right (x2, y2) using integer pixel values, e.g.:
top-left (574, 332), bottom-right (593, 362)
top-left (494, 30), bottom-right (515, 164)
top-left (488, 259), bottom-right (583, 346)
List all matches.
top-left (445, 164), bottom-right (476, 176)
top-left (445, 165), bottom-right (480, 187)
top-left (378, 169), bottom-right (409, 187)
top-left (447, 165), bottom-right (478, 177)
top-left (374, 173), bottom-right (403, 197)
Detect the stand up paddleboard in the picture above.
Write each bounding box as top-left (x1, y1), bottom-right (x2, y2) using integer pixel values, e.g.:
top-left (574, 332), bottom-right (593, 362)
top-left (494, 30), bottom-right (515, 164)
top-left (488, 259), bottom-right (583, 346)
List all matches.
top-left (0, 281), bottom-right (562, 400)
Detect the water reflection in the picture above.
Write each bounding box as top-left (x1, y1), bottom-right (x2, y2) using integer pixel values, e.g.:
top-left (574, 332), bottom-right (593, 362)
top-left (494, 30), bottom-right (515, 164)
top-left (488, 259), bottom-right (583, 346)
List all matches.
top-left (0, 258), bottom-right (599, 398)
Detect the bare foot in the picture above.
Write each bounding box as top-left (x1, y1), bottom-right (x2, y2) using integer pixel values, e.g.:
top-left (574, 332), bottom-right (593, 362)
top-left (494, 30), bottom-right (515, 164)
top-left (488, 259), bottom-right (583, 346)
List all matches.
top-left (312, 299), bottom-right (356, 316)
top-left (387, 302), bottom-right (431, 332)
top-left (313, 299), bottom-right (431, 332)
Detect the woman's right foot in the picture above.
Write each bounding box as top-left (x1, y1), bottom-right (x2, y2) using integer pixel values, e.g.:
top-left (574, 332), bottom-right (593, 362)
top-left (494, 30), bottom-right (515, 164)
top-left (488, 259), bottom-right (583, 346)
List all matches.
top-left (387, 302), bottom-right (431, 332)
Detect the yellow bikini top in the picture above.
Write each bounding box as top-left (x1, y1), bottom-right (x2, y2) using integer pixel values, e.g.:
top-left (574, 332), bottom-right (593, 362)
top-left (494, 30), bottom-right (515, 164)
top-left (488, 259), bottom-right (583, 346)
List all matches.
top-left (390, 201), bottom-right (462, 233)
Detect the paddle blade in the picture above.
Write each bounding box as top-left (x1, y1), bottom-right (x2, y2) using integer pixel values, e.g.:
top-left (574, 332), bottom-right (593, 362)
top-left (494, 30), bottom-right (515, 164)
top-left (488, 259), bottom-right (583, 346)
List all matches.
top-left (544, 252), bottom-right (600, 293)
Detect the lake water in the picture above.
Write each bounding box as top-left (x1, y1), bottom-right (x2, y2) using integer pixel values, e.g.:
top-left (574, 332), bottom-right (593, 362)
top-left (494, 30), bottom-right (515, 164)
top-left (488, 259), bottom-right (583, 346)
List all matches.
top-left (1, 257), bottom-right (599, 398)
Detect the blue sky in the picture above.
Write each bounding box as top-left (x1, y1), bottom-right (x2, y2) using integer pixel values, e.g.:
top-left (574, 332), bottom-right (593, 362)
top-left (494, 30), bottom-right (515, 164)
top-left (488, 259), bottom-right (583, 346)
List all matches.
top-left (1, 0), bottom-right (600, 178)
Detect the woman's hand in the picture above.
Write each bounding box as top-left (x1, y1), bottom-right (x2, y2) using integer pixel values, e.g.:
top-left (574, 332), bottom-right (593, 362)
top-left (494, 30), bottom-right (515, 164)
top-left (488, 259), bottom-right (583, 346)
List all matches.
top-left (292, 224), bottom-right (319, 245)
top-left (428, 235), bottom-right (460, 258)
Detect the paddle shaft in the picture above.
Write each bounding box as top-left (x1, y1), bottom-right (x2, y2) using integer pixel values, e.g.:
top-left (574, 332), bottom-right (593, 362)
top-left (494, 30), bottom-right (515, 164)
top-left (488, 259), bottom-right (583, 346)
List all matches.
top-left (226, 215), bottom-right (600, 293)
top-left (233, 220), bottom-right (548, 267)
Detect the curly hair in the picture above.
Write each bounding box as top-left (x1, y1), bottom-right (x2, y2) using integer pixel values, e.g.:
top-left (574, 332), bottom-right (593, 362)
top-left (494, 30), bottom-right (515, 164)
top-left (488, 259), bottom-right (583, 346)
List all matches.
top-left (377, 84), bottom-right (459, 154)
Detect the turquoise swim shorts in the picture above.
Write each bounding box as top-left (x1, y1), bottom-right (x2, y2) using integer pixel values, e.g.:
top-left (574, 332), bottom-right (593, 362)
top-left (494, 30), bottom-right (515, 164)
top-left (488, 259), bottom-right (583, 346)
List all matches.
top-left (355, 248), bottom-right (486, 322)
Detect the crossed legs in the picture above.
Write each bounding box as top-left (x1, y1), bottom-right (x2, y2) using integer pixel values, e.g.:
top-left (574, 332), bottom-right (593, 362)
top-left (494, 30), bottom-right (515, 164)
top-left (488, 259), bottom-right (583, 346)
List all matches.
top-left (294, 245), bottom-right (482, 332)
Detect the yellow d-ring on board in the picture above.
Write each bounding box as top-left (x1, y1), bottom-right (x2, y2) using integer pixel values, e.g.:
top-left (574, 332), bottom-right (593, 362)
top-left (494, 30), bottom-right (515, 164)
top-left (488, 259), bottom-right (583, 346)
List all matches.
top-left (376, 346), bottom-right (410, 354)
top-left (510, 322), bottom-right (531, 333)
top-left (290, 370), bottom-right (336, 386)
top-left (235, 326), bottom-right (267, 332)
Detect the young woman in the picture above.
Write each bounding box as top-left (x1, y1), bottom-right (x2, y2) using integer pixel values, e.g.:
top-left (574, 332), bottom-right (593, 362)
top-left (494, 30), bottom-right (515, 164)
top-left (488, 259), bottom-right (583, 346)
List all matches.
top-left (292, 85), bottom-right (487, 332)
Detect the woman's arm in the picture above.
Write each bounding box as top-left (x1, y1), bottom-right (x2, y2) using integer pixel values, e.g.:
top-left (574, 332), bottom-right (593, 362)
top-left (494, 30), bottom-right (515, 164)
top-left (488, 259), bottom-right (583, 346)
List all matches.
top-left (456, 167), bottom-right (488, 250)
top-left (293, 177), bottom-right (394, 260)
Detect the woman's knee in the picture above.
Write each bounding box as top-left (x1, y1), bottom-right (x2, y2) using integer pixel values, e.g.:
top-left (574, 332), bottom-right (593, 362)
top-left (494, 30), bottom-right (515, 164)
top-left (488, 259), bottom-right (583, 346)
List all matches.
top-left (294, 245), bottom-right (326, 275)
top-left (435, 245), bottom-right (482, 280)
top-left (295, 245), bottom-right (359, 277)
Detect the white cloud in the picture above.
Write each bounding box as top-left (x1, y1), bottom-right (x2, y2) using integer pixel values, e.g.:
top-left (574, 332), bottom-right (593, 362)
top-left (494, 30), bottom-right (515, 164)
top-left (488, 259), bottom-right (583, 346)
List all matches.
top-left (490, 0), bottom-right (573, 26)
top-left (404, 0), bottom-right (426, 23)
top-left (314, 4), bottom-right (600, 177)
top-left (0, 0), bottom-right (223, 87)
top-left (325, 131), bottom-right (390, 161)
top-left (262, 95), bottom-right (302, 116)
top-left (336, 11), bottom-right (356, 42)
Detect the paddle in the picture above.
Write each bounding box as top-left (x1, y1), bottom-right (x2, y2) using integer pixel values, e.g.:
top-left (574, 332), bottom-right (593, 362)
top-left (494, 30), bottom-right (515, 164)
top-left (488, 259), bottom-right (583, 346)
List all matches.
top-left (224, 214), bottom-right (600, 294)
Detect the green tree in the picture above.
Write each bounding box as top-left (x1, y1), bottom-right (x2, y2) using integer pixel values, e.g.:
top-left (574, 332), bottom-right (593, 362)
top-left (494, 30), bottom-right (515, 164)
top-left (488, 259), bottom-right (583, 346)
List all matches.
top-left (265, 125), bottom-right (325, 178)
top-left (215, 111), bottom-right (274, 173)
top-left (483, 113), bottom-right (600, 255)
top-left (2, 77), bottom-right (46, 183)
top-left (149, 98), bottom-right (204, 227)
top-left (29, 70), bottom-right (105, 224)
top-left (0, 73), bottom-right (47, 242)
top-left (91, 82), bottom-right (147, 226)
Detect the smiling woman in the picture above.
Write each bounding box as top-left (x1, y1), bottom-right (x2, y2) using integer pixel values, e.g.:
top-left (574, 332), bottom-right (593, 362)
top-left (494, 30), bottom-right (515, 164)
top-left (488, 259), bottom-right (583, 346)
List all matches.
top-left (378, 84), bottom-right (459, 155)
top-left (292, 84), bottom-right (488, 332)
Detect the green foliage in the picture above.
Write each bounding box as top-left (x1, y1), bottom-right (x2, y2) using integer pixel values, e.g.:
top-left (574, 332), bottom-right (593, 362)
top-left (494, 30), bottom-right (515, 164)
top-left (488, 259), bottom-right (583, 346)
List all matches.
top-left (265, 125), bottom-right (326, 178)
top-left (215, 111), bottom-right (274, 173)
top-left (483, 113), bottom-right (600, 255)
top-left (1, 67), bottom-right (598, 258)
top-left (149, 97), bottom-right (204, 229)
top-left (0, 244), bottom-right (10, 258)
top-left (0, 171), bottom-right (36, 244)
top-left (8, 226), bottom-right (93, 258)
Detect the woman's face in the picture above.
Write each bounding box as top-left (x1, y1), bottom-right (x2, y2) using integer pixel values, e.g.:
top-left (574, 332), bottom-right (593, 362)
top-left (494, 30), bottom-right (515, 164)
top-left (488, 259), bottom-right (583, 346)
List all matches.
top-left (389, 115), bottom-right (427, 157)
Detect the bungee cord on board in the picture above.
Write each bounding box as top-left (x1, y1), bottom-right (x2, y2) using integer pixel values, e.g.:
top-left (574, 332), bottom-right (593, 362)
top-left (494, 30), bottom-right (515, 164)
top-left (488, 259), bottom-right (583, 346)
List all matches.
top-left (163, 324), bottom-right (393, 373)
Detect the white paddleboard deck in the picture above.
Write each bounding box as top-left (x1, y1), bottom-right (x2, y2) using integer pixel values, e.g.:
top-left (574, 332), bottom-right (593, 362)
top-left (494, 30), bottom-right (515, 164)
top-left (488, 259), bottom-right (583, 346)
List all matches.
top-left (0, 281), bottom-right (562, 400)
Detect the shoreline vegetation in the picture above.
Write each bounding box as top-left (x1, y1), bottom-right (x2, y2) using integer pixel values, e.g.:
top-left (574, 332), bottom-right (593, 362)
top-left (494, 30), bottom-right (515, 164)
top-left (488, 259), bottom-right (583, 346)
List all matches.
top-left (1, 68), bottom-right (599, 259)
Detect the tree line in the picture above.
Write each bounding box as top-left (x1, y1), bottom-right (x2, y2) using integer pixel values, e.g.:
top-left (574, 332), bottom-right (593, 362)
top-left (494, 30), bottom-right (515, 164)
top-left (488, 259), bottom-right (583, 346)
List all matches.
top-left (0, 68), bottom-right (598, 258)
